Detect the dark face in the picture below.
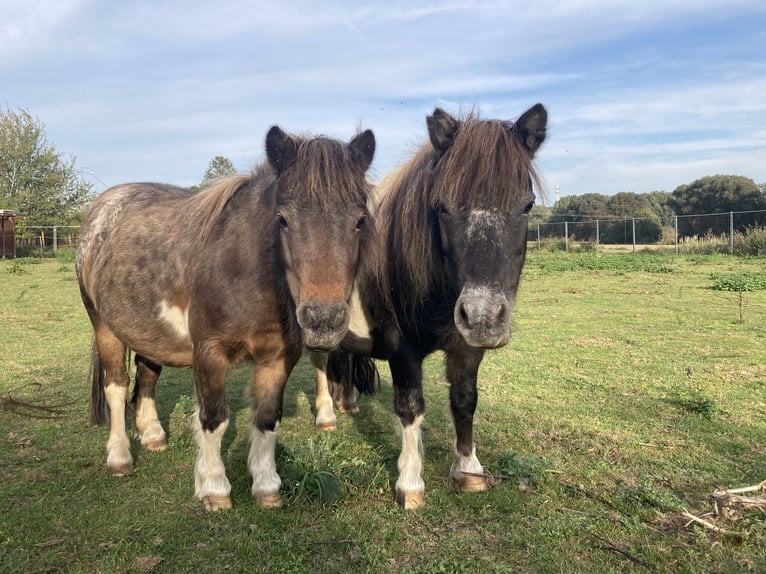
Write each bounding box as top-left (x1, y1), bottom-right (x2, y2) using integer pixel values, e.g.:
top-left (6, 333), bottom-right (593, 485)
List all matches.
top-left (436, 196), bottom-right (534, 348)
top-left (426, 103), bottom-right (547, 349)
top-left (266, 126), bottom-right (375, 351)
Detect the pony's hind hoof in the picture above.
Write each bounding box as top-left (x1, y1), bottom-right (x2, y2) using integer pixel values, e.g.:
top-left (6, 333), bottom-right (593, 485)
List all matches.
top-left (256, 492), bottom-right (282, 508)
top-left (202, 495), bottom-right (232, 511)
top-left (458, 473), bottom-right (489, 493)
top-left (337, 402), bottom-right (359, 414)
top-left (143, 438), bottom-right (168, 452)
top-left (395, 489), bottom-right (425, 510)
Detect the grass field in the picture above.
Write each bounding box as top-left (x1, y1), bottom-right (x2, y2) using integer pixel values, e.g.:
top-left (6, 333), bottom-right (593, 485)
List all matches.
top-left (1, 251), bottom-right (765, 573)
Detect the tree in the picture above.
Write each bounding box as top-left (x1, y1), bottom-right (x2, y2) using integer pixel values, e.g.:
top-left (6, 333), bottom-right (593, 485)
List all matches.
top-left (0, 108), bottom-right (93, 226)
top-left (670, 175), bottom-right (764, 236)
top-left (190, 156), bottom-right (237, 192)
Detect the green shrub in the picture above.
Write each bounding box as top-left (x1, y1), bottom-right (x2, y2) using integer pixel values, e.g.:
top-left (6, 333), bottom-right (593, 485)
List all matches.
top-left (733, 226), bottom-right (766, 256)
top-left (710, 271), bottom-right (766, 291)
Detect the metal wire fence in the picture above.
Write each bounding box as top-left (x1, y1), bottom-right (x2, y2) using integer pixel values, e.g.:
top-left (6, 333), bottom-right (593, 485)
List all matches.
top-left (528, 210), bottom-right (766, 254)
top-left (7, 211), bottom-right (766, 258)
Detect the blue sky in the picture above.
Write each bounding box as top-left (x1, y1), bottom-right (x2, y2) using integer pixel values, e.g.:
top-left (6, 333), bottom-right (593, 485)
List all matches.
top-left (3, 0), bottom-right (765, 202)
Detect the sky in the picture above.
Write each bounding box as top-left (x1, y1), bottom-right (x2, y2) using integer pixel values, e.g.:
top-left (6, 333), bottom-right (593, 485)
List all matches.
top-left (2, 0), bottom-right (766, 202)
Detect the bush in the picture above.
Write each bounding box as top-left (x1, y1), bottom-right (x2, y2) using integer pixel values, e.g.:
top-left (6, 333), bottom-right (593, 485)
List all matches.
top-left (733, 226), bottom-right (766, 256)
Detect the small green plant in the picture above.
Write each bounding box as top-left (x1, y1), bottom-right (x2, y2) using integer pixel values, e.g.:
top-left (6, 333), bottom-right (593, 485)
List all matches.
top-left (670, 383), bottom-right (718, 418)
top-left (619, 477), bottom-right (684, 512)
top-left (495, 451), bottom-right (556, 488)
top-left (710, 271), bottom-right (766, 292)
top-left (278, 439), bottom-right (344, 505)
top-left (6, 261), bottom-right (27, 274)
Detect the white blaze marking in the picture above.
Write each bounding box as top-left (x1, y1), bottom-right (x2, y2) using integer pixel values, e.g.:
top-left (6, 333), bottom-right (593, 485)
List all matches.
top-left (466, 209), bottom-right (505, 243)
top-left (159, 301), bottom-right (190, 339)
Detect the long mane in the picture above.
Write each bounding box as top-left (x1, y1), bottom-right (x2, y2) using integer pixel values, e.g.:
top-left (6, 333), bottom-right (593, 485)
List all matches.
top-left (184, 173), bottom-right (254, 244)
top-left (372, 112), bottom-right (543, 315)
top-left (185, 134), bottom-right (374, 246)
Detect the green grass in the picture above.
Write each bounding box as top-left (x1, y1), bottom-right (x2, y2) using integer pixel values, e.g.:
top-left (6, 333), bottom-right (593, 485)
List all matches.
top-left (1, 252), bottom-right (765, 573)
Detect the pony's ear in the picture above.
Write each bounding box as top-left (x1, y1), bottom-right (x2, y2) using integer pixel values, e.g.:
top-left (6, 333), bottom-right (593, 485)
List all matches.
top-left (266, 126), bottom-right (299, 174)
top-left (427, 108), bottom-right (459, 154)
top-left (349, 129), bottom-right (375, 172)
top-left (512, 103), bottom-right (547, 155)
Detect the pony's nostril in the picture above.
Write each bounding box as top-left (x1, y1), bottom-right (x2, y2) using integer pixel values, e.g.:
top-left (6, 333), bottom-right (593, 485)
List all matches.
top-left (458, 302), bottom-right (471, 328)
top-left (495, 302), bottom-right (508, 324)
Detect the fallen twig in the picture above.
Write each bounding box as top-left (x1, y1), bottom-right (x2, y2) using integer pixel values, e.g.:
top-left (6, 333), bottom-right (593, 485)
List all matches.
top-left (0, 394), bottom-right (75, 419)
top-left (587, 532), bottom-right (652, 570)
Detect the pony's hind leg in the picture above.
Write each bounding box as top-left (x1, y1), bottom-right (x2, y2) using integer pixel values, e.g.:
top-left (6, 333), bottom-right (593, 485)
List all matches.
top-left (311, 351), bottom-right (337, 431)
top-left (93, 322), bottom-right (133, 476)
top-left (132, 355), bottom-right (167, 451)
top-left (446, 347), bottom-right (488, 493)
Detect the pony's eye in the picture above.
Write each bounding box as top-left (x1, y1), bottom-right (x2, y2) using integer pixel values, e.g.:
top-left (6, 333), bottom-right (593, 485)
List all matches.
top-left (356, 215), bottom-right (366, 230)
top-left (523, 201), bottom-right (535, 214)
top-left (277, 212), bottom-right (288, 229)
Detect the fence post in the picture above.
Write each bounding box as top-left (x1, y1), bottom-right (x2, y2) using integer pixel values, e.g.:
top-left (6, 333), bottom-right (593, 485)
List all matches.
top-left (53, 226), bottom-right (58, 254)
top-left (564, 221), bottom-right (569, 252)
top-left (729, 211), bottom-right (734, 254)
top-left (537, 223), bottom-right (540, 250)
top-left (632, 218), bottom-right (636, 253)
top-left (596, 219), bottom-right (600, 252)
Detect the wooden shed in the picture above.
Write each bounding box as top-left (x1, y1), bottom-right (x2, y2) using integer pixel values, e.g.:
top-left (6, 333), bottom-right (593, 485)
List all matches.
top-left (0, 210), bottom-right (24, 259)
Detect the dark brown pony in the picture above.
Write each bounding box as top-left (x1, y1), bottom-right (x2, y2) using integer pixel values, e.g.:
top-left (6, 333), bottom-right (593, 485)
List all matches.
top-left (76, 126), bottom-right (375, 510)
top-left (322, 104), bottom-right (547, 508)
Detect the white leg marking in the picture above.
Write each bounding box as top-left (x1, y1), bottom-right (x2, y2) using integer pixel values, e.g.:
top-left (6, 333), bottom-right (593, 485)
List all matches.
top-left (311, 352), bottom-right (336, 431)
top-left (248, 424), bottom-right (281, 503)
top-left (193, 412), bottom-right (231, 502)
top-left (105, 384), bottom-right (132, 474)
top-left (135, 396), bottom-right (167, 450)
top-left (395, 415), bottom-right (425, 498)
top-left (450, 442), bottom-right (484, 480)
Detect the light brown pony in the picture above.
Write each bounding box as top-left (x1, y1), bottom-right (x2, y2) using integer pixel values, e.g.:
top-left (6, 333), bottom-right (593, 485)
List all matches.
top-left (76, 125), bottom-right (375, 510)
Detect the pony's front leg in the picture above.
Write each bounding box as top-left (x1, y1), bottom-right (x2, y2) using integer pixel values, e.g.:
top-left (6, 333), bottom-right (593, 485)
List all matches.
top-left (311, 351), bottom-right (337, 431)
top-left (446, 347), bottom-right (488, 493)
top-left (248, 352), bottom-right (299, 508)
top-left (132, 355), bottom-right (167, 451)
top-left (193, 348), bottom-right (231, 511)
top-left (390, 350), bottom-right (427, 509)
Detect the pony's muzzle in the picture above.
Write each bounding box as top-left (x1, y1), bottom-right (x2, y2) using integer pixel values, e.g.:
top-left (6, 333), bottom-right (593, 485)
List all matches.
top-left (454, 288), bottom-right (511, 348)
top-left (298, 301), bottom-right (350, 351)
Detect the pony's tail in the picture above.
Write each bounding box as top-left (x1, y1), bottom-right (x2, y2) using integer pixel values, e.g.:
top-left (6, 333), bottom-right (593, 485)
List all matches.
top-left (327, 350), bottom-right (379, 402)
top-left (88, 338), bottom-right (109, 426)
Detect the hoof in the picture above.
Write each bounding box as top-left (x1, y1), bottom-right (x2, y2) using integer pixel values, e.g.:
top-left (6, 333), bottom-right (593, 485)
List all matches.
top-left (395, 489), bottom-right (425, 510)
top-left (256, 492), bottom-right (282, 508)
top-left (202, 495), bottom-right (232, 511)
top-left (107, 462), bottom-right (133, 477)
top-left (337, 402), bottom-right (359, 414)
top-left (316, 421), bottom-right (337, 432)
top-left (142, 438), bottom-right (168, 452)
top-left (458, 473), bottom-right (489, 493)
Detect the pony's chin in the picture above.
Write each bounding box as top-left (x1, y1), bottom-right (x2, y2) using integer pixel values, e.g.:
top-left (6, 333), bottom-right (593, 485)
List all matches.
top-left (302, 331), bottom-right (346, 352)
top-left (458, 329), bottom-right (510, 349)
